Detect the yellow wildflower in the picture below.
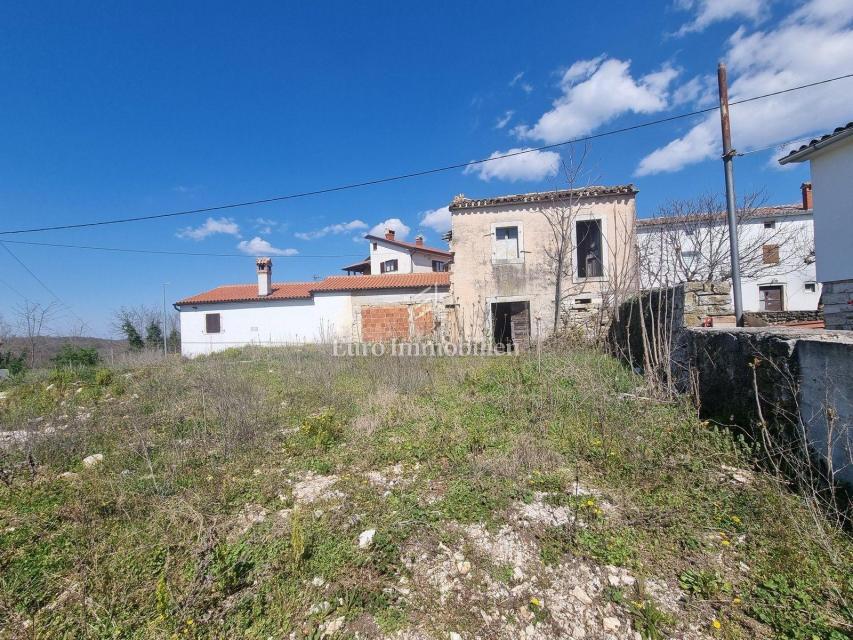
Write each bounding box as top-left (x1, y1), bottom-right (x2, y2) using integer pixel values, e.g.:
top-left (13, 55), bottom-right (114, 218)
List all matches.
top-left (730, 515), bottom-right (742, 524)
top-left (530, 597), bottom-right (542, 607)
top-left (712, 618), bottom-right (721, 629)
top-left (721, 539), bottom-right (731, 547)
top-left (732, 597), bottom-right (742, 605)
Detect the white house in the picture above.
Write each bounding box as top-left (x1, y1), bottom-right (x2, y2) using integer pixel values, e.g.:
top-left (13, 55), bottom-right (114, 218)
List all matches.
top-left (779, 122), bottom-right (853, 330)
top-left (637, 185), bottom-right (820, 314)
top-left (175, 231), bottom-right (452, 356)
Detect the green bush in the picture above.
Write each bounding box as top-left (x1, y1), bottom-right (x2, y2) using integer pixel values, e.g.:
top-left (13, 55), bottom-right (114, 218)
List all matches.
top-left (0, 350), bottom-right (27, 376)
top-left (51, 345), bottom-right (100, 368)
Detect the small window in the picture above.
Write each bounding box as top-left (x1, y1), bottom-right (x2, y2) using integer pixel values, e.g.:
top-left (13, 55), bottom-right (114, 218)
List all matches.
top-left (372, 242), bottom-right (377, 250)
top-left (380, 259), bottom-right (398, 273)
top-left (431, 260), bottom-right (446, 272)
top-left (205, 313), bottom-right (221, 333)
top-left (762, 244), bottom-right (780, 264)
top-left (576, 298), bottom-right (592, 305)
top-left (494, 226), bottom-right (519, 260)
top-left (805, 282), bottom-right (816, 293)
top-left (576, 220), bottom-right (603, 278)
top-left (759, 285), bottom-right (784, 311)
top-left (764, 220), bottom-right (776, 229)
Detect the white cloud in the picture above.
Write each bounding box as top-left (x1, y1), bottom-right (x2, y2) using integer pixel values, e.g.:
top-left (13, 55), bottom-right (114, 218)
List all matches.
top-left (514, 57), bottom-right (680, 144)
top-left (464, 148), bottom-right (562, 183)
top-left (294, 219), bottom-right (368, 240)
top-left (509, 71), bottom-right (532, 94)
top-left (495, 110), bottom-right (515, 129)
top-left (637, 0), bottom-right (853, 175)
top-left (673, 0), bottom-right (771, 37)
top-left (420, 206), bottom-right (452, 233)
top-left (177, 217), bottom-right (241, 240)
top-left (671, 74), bottom-right (717, 107)
top-left (369, 218), bottom-right (411, 240)
top-left (236, 237), bottom-right (298, 256)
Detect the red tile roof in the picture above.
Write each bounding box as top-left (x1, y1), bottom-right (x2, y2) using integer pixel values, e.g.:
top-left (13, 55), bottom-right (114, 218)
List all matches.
top-left (311, 272), bottom-right (449, 292)
top-left (779, 122), bottom-right (853, 164)
top-left (449, 184), bottom-right (637, 210)
top-left (175, 272), bottom-right (450, 305)
top-left (364, 234), bottom-right (453, 257)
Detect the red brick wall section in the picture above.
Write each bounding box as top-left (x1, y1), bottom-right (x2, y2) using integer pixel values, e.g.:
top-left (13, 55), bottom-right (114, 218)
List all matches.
top-left (412, 304), bottom-right (435, 337)
top-left (361, 305), bottom-right (411, 342)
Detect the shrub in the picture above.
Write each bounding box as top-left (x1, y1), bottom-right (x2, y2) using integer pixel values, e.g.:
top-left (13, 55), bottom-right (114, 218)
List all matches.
top-left (51, 345), bottom-right (100, 368)
top-left (0, 350), bottom-right (27, 376)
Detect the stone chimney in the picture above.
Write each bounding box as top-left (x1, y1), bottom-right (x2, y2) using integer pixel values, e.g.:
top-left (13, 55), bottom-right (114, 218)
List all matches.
top-left (385, 229), bottom-right (396, 241)
top-left (256, 257), bottom-right (272, 296)
top-left (801, 182), bottom-right (813, 210)
top-left (415, 235), bottom-right (424, 246)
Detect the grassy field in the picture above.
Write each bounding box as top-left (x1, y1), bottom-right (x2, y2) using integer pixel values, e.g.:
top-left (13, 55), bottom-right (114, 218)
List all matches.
top-left (0, 347), bottom-right (850, 639)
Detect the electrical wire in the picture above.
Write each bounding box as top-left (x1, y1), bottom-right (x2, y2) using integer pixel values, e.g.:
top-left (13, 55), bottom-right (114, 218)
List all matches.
top-left (0, 72), bottom-right (850, 237)
top-left (0, 241), bottom-right (93, 332)
top-left (0, 238), bottom-right (364, 259)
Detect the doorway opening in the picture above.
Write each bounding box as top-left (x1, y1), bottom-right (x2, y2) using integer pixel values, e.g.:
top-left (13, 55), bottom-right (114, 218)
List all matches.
top-left (491, 301), bottom-right (530, 350)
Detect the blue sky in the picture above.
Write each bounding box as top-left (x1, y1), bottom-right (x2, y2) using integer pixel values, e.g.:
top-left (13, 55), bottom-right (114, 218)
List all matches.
top-left (1, 0), bottom-right (851, 336)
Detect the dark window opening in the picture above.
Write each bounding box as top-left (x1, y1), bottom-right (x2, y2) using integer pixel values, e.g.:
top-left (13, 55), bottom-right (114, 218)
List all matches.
top-left (380, 259), bottom-right (398, 273)
top-left (759, 285), bottom-right (784, 311)
top-left (432, 260), bottom-right (446, 272)
top-left (805, 282), bottom-right (816, 293)
top-left (205, 313), bottom-right (221, 333)
top-left (491, 301), bottom-right (530, 351)
top-left (372, 242), bottom-right (377, 250)
top-left (764, 220), bottom-right (776, 229)
top-left (576, 220), bottom-right (603, 278)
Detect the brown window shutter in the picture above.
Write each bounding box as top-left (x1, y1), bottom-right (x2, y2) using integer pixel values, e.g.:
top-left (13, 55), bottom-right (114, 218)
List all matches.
top-left (762, 244), bottom-right (780, 264)
top-left (205, 313), bottom-right (221, 333)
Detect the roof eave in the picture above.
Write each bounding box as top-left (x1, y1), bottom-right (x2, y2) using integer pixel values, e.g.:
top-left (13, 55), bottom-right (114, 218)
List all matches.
top-left (779, 127), bottom-right (853, 164)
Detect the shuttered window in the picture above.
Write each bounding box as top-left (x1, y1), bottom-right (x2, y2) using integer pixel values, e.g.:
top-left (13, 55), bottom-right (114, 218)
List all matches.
top-left (380, 259), bottom-right (398, 273)
top-left (759, 286), bottom-right (783, 311)
top-left (205, 313), bottom-right (221, 333)
top-left (762, 244), bottom-right (780, 264)
top-left (494, 226), bottom-right (519, 260)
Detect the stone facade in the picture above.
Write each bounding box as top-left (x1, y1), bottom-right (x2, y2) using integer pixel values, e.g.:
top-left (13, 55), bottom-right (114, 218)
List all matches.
top-left (743, 309), bottom-right (823, 326)
top-left (822, 279), bottom-right (853, 330)
top-left (448, 186), bottom-right (638, 343)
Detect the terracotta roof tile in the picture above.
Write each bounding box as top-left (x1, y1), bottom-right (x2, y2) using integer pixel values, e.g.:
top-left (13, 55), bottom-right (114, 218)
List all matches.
top-left (364, 234), bottom-right (452, 257)
top-left (637, 204), bottom-right (809, 228)
top-left (448, 184), bottom-right (637, 210)
top-left (311, 272), bottom-right (450, 292)
top-left (176, 272), bottom-right (450, 305)
top-left (779, 122), bottom-right (853, 164)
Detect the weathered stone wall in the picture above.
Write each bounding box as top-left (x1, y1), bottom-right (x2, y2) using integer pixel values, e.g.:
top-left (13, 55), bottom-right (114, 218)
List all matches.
top-left (684, 327), bottom-right (853, 488)
top-left (607, 281), bottom-right (733, 372)
top-left (822, 278), bottom-right (853, 330)
top-left (743, 310), bottom-right (823, 326)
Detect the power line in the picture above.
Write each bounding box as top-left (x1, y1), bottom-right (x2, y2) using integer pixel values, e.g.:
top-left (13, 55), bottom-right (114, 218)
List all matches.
top-left (1, 72), bottom-right (851, 237)
top-left (0, 241), bottom-right (92, 332)
top-left (0, 238), bottom-right (364, 259)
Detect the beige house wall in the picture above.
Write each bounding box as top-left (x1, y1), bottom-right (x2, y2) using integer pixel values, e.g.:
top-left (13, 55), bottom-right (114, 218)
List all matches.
top-left (448, 191), bottom-right (638, 341)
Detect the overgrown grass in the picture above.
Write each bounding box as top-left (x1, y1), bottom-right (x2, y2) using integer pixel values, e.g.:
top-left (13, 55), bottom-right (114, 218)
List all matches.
top-left (0, 347), bottom-right (850, 638)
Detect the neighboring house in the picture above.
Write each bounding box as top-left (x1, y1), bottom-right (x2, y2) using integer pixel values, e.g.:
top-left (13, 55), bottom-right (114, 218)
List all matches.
top-left (446, 185), bottom-right (638, 347)
top-left (780, 122), bottom-right (853, 330)
top-left (175, 232), bottom-right (450, 356)
top-left (637, 184), bottom-right (820, 313)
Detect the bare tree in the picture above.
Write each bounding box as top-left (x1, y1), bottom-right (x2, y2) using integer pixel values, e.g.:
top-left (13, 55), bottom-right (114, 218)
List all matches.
top-left (539, 147), bottom-right (639, 338)
top-left (638, 191), bottom-right (812, 288)
top-left (14, 301), bottom-right (59, 368)
top-left (540, 148), bottom-right (593, 332)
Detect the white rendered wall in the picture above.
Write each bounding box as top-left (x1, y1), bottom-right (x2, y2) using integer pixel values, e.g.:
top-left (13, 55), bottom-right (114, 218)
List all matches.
top-left (369, 241), bottom-right (413, 274)
top-left (178, 292), bottom-right (351, 357)
top-left (811, 140), bottom-right (853, 283)
top-left (638, 214), bottom-right (820, 312)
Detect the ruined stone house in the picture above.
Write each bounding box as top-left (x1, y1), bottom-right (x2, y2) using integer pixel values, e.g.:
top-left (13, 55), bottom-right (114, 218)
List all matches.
top-left (445, 185), bottom-right (639, 347)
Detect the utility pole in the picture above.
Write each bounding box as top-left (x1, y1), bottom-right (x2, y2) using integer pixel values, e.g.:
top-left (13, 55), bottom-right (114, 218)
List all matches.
top-left (162, 282), bottom-right (169, 358)
top-left (717, 63), bottom-right (743, 325)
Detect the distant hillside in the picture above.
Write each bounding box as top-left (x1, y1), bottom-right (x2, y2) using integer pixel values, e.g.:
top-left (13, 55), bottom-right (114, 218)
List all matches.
top-left (0, 336), bottom-right (129, 369)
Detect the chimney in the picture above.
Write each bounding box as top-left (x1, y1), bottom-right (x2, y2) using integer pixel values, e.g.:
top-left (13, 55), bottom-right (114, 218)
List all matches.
top-left (385, 228), bottom-right (396, 241)
top-left (415, 235), bottom-right (424, 246)
top-left (801, 182), bottom-right (813, 210)
top-left (256, 257), bottom-right (272, 296)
